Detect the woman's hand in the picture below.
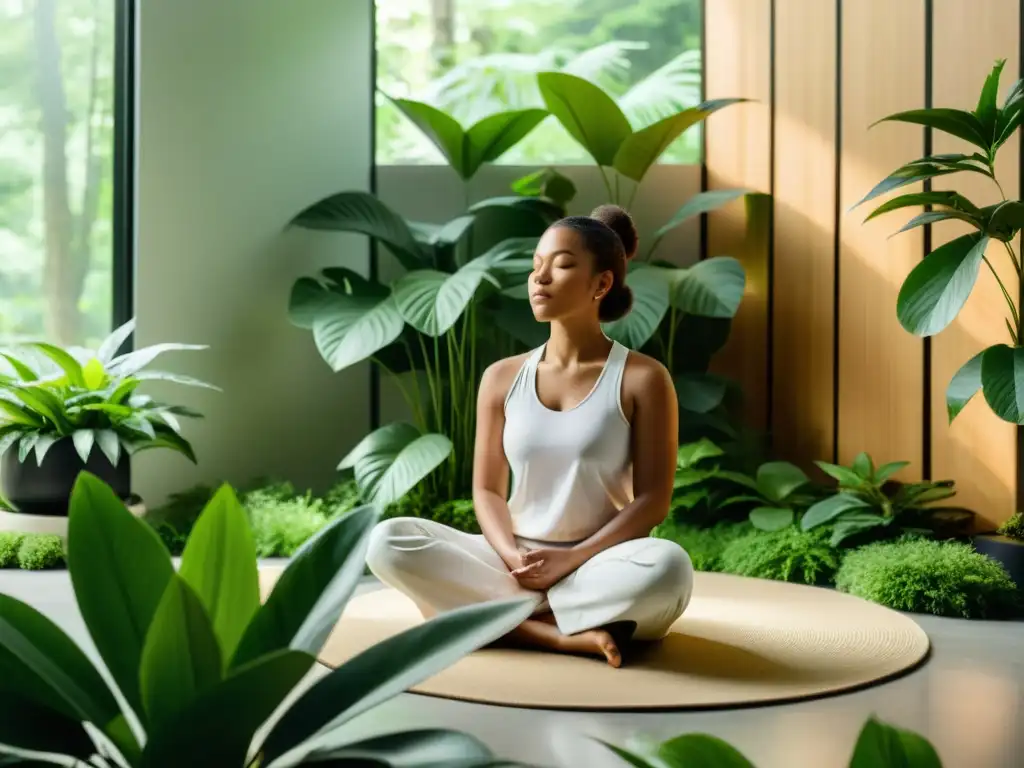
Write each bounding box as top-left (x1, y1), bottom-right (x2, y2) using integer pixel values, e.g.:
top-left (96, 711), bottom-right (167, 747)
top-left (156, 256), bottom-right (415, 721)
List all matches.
top-left (510, 548), bottom-right (583, 591)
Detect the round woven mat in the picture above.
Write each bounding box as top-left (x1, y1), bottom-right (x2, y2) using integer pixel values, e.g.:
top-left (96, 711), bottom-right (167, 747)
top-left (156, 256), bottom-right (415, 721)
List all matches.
top-left (260, 569), bottom-right (930, 711)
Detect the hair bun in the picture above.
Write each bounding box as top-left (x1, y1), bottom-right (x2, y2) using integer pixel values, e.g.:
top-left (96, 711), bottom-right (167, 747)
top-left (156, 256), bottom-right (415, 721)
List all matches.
top-left (598, 281), bottom-right (634, 322)
top-left (591, 204), bottom-right (639, 260)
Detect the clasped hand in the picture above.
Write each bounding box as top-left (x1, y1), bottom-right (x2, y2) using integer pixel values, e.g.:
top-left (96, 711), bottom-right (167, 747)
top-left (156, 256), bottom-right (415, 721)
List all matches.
top-left (510, 547), bottom-right (582, 591)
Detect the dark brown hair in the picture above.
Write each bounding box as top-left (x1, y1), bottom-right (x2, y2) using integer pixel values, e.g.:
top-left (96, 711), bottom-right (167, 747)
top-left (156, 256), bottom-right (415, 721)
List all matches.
top-left (553, 204), bottom-right (639, 322)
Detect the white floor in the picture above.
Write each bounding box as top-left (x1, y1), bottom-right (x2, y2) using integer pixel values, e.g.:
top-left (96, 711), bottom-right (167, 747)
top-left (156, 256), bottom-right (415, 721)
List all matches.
top-left (3, 563), bottom-right (1022, 768)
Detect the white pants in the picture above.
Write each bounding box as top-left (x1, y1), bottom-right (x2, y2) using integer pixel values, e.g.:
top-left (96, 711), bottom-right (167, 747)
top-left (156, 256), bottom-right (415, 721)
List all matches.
top-left (365, 517), bottom-right (694, 641)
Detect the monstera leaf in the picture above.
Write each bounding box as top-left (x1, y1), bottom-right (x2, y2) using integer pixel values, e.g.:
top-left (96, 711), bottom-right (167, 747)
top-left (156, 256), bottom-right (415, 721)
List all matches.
top-left (602, 264), bottom-right (671, 349)
top-left (672, 257), bottom-right (746, 319)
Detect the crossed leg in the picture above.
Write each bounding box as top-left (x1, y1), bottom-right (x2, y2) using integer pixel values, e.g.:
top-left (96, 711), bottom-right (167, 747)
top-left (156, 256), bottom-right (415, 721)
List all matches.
top-left (365, 516), bottom-right (694, 666)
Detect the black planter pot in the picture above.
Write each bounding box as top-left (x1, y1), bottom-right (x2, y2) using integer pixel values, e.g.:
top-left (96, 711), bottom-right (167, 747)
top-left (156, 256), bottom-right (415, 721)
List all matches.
top-left (974, 534), bottom-right (1024, 589)
top-left (1, 437), bottom-right (130, 517)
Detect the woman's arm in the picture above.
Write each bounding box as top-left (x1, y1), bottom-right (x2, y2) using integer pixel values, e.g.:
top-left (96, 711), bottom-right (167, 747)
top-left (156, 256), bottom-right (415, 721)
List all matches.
top-left (569, 356), bottom-right (678, 564)
top-left (472, 357), bottom-right (525, 570)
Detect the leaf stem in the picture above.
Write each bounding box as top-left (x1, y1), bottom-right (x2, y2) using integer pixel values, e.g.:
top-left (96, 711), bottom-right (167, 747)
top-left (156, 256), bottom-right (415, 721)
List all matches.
top-left (1002, 239), bottom-right (1023, 281)
top-left (372, 355), bottom-right (423, 432)
top-left (982, 255), bottom-right (1020, 339)
top-left (598, 166), bottom-right (615, 203)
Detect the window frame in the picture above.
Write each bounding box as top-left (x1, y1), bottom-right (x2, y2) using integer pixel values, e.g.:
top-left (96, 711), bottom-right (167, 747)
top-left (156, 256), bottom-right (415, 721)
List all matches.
top-left (112, 0), bottom-right (137, 347)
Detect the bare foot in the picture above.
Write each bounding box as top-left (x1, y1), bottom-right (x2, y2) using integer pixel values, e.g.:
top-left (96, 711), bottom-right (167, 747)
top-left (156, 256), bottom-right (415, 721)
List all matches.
top-left (562, 628), bottom-right (622, 667)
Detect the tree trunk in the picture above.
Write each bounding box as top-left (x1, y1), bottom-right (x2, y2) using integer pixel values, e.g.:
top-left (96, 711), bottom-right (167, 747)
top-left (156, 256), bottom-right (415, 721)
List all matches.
top-left (33, 0), bottom-right (78, 345)
top-left (429, 0), bottom-right (455, 76)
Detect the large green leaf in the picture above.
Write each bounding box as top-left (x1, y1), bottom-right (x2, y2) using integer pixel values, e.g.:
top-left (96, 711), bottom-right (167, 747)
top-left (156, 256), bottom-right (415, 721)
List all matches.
top-left (0, 593), bottom-right (129, 758)
top-left (653, 733), bottom-right (756, 768)
top-left (676, 438), bottom-right (724, 468)
top-left (511, 167), bottom-right (577, 208)
top-left (339, 422), bottom-right (452, 506)
top-left (139, 575), bottom-right (223, 726)
top-left (849, 716), bottom-right (942, 768)
top-left (291, 191), bottom-right (426, 271)
top-left (464, 109), bottom-right (549, 177)
top-left (140, 649), bottom-right (312, 768)
top-left (230, 506), bottom-right (380, 669)
top-left (0, 352), bottom-right (38, 381)
top-left (602, 265), bottom-right (671, 348)
top-left (864, 190), bottom-right (981, 223)
top-left (755, 462), bottom-right (808, 503)
top-left (27, 342), bottom-right (86, 387)
top-left (996, 79), bottom-right (1024, 149)
top-left (855, 155), bottom-right (990, 206)
top-left (0, 695), bottom-right (97, 761)
top-left (750, 507), bottom-right (795, 532)
top-left (649, 189), bottom-right (751, 255)
top-left (393, 256), bottom-right (497, 337)
top-left (178, 485), bottom-right (259, 666)
top-left (301, 729), bottom-right (496, 766)
top-left (468, 195), bottom-right (565, 225)
top-left (984, 200), bottom-right (1024, 241)
top-left (981, 343), bottom-right (1024, 423)
top-left (258, 596), bottom-right (537, 766)
top-left (613, 99), bottom-right (745, 182)
top-left (830, 513), bottom-right (892, 547)
top-left (801, 493), bottom-right (871, 531)
top-left (536, 71), bottom-right (632, 166)
top-left (97, 319), bottom-right (135, 364)
top-left (66, 473), bottom-right (175, 723)
top-left (675, 373), bottom-right (728, 414)
top-left (893, 210), bottom-right (978, 236)
top-left (8, 385), bottom-right (68, 430)
top-left (389, 98), bottom-right (466, 176)
top-left (897, 233), bottom-right (989, 336)
top-left (874, 108), bottom-right (990, 151)
top-left (974, 59), bottom-right (1005, 142)
top-left (0, 398), bottom-right (43, 428)
top-left (308, 284), bottom-right (405, 372)
top-left (672, 257), bottom-right (746, 318)
top-left (813, 460), bottom-right (866, 488)
top-left (947, 349), bottom-right (984, 423)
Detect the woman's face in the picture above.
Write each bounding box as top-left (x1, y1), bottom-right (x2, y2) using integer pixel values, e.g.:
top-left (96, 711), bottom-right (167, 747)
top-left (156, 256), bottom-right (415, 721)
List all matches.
top-left (528, 227), bottom-right (613, 322)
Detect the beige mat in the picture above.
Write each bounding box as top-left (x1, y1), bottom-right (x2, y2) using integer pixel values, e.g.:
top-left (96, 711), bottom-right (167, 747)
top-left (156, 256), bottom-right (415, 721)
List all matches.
top-left (259, 569), bottom-right (930, 711)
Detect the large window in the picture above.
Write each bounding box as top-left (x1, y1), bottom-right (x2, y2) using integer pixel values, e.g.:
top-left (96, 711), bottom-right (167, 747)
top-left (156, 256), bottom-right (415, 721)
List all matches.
top-left (376, 0), bottom-right (703, 166)
top-left (0, 0), bottom-right (131, 349)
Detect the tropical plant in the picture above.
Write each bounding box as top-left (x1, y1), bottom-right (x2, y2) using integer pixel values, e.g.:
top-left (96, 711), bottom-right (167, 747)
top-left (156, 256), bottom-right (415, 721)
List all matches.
top-left (602, 714), bottom-right (944, 767)
top-left (0, 473), bottom-right (534, 767)
top-left (289, 191), bottom-right (562, 503)
top-left (0, 318), bottom-right (214, 468)
top-left (666, 438), bottom-right (760, 523)
top-left (856, 58), bottom-right (1024, 425)
top-left (801, 452), bottom-right (961, 546)
top-left (714, 460), bottom-right (819, 533)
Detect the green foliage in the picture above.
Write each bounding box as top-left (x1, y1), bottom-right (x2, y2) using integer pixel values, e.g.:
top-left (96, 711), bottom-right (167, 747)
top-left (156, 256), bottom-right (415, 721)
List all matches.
top-left (246, 491), bottom-right (336, 559)
top-left (16, 533), bottom-right (65, 570)
top-left (602, 714), bottom-right (942, 768)
top-left (996, 511), bottom-right (1024, 540)
top-left (429, 498), bottom-right (481, 534)
top-left (711, 458), bottom-right (820, 533)
top-left (0, 472), bottom-right (534, 766)
top-left (802, 451), bottom-right (964, 546)
top-left (0, 531), bottom-right (25, 567)
top-left (858, 60), bottom-right (1024, 425)
top-left (0, 319), bottom-right (216, 467)
top-left (651, 519), bottom-right (751, 572)
top-left (836, 537), bottom-right (1021, 619)
top-left (718, 527), bottom-right (840, 586)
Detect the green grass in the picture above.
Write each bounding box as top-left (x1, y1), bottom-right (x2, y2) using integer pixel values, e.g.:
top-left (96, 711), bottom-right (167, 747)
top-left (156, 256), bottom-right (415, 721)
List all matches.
top-left (718, 526), bottom-right (841, 585)
top-left (652, 519), bottom-right (752, 572)
top-left (836, 537), bottom-right (1021, 619)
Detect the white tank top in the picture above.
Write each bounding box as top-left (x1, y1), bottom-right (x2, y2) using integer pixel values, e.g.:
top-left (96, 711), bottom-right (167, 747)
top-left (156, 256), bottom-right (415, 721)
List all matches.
top-left (502, 340), bottom-right (633, 544)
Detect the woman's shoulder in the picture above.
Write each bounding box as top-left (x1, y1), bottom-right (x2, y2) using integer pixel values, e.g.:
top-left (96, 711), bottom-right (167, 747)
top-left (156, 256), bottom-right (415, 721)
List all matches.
top-left (620, 347), bottom-right (673, 394)
top-left (479, 351), bottom-right (535, 404)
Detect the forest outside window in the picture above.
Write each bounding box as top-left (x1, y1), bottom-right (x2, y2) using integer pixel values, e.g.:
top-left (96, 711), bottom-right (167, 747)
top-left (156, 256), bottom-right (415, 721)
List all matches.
top-left (0, 0), bottom-right (129, 349)
top-left (376, 0), bottom-right (703, 166)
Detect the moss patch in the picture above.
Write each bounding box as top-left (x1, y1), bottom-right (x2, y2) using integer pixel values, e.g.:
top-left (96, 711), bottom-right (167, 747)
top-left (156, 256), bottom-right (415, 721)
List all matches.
top-left (17, 534), bottom-right (65, 570)
top-left (996, 512), bottom-right (1024, 541)
top-left (836, 537), bottom-right (1021, 619)
top-left (652, 519), bottom-right (752, 572)
top-left (719, 526), bottom-right (840, 585)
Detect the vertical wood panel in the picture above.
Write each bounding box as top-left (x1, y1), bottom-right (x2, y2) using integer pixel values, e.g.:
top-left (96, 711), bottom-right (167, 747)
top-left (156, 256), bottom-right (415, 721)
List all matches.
top-left (771, 0), bottom-right (837, 467)
top-left (704, 0), bottom-right (772, 432)
top-left (931, 1), bottom-right (1019, 531)
top-left (837, 1), bottom-right (925, 474)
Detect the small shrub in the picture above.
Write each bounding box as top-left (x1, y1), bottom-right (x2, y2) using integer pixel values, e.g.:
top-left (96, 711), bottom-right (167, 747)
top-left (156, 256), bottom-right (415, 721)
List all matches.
top-left (17, 534), bottom-right (65, 570)
top-left (652, 519), bottom-right (752, 572)
top-left (0, 532), bottom-right (25, 567)
top-left (719, 526), bottom-right (840, 585)
top-left (431, 499), bottom-right (480, 534)
top-left (323, 478), bottom-right (362, 516)
top-left (246, 490), bottom-right (332, 558)
top-left (996, 512), bottom-right (1024, 541)
top-left (239, 477), bottom-right (297, 505)
top-left (836, 537), bottom-right (1021, 619)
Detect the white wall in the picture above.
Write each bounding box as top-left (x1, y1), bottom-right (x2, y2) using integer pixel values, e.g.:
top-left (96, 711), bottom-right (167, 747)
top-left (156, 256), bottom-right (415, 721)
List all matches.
top-left (134, 0), bottom-right (373, 504)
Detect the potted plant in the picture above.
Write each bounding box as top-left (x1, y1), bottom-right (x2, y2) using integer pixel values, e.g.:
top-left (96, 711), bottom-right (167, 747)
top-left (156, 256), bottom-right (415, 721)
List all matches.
top-left (975, 512), bottom-right (1024, 587)
top-left (0, 473), bottom-right (533, 766)
top-left (0, 319), bottom-right (214, 517)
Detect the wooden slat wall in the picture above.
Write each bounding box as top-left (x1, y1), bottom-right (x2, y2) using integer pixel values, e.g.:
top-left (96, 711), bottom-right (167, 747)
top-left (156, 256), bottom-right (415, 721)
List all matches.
top-left (930, 1), bottom-right (1020, 532)
top-left (836, 0), bottom-right (926, 476)
top-left (771, 0), bottom-right (837, 467)
top-left (704, 0), bottom-right (772, 433)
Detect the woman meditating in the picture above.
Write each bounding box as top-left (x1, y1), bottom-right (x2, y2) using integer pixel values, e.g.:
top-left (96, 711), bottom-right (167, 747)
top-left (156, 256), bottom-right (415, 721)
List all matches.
top-left (366, 204), bottom-right (693, 667)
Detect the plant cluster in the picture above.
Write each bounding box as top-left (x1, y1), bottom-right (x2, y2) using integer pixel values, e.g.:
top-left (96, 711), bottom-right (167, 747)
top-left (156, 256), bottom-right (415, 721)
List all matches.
top-left (0, 319), bottom-right (214, 472)
top-left (0, 531), bottom-right (64, 569)
top-left (996, 511), bottom-right (1024, 540)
